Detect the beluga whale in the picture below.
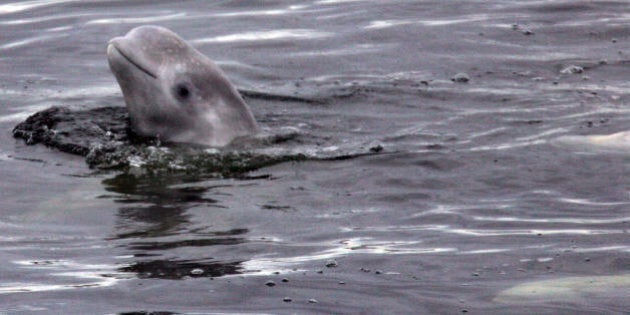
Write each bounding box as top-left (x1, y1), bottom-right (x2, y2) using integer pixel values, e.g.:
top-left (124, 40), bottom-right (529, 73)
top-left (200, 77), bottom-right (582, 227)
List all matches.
top-left (107, 25), bottom-right (259, 147)
top-left (13, 25), bottom-right (384, 172)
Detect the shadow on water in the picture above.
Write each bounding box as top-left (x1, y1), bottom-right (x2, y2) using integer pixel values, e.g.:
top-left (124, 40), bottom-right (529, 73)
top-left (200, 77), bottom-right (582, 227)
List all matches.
top-left (101, 173), bottom-right (248, 279)
top-left (119, 259), bottom-right (243, 280)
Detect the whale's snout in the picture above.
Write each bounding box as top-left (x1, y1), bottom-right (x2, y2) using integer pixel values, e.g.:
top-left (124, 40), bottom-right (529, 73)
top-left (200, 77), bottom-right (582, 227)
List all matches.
top-left (106, 37), bottom-right (123, 60)
top-left (106, 43), bottom-right (116, 57)
top-left (107, 37), bottom-right (157, 79)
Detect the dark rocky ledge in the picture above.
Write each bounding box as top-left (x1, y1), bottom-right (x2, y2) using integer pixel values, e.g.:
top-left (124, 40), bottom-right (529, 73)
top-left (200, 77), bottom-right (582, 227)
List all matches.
top-left (13, 105), bottom-right (383, 176)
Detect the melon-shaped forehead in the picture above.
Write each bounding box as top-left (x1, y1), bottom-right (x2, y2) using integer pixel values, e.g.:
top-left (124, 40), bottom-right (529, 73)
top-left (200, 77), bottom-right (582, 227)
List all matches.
top-left (127, 26), bottom-right (193, 61)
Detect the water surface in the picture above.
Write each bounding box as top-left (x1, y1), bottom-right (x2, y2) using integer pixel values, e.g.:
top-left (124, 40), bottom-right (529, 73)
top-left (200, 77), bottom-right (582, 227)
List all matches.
top-left (1, 0), bottom-right (629, 313)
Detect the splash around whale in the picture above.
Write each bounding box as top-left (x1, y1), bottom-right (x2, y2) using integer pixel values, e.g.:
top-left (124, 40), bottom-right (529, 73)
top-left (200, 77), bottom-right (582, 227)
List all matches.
top-left (107, 25), bottom-right (259, 147)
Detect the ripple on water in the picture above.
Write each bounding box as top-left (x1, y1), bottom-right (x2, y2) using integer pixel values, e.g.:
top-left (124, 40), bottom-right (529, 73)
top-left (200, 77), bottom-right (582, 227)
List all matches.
top-left (84, 13), bottom-right (188, 25)
top-left (0, 33), bottom-right (69, 50)
top-left (0, 259), bottom-right (123, 294)
top-left (0, 0), bottom-right (78, 14)
top-left (192, 29), bottom-right (332, 44)
top-left (1, 0), bottom-right (630, 313)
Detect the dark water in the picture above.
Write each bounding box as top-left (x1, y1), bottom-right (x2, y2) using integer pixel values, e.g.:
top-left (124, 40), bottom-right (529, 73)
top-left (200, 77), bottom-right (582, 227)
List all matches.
top-left (1, 0), bottom-right (629, 313)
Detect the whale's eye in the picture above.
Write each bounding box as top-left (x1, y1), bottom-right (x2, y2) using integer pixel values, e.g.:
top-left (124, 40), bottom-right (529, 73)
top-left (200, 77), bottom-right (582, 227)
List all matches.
top-left (174, 84), bottom-right (191, 100)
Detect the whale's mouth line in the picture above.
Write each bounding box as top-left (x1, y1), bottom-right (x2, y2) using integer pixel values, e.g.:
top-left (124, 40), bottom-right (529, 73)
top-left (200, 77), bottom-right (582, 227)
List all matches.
top-left (111, 44), bottom-right (157, 79)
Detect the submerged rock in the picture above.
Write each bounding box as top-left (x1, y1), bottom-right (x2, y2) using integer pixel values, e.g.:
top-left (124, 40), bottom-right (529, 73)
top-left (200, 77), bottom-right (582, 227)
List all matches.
top-left (13, 106), bottom-right (130, 156)
top-left (12, 106), bottom-right (303, 175)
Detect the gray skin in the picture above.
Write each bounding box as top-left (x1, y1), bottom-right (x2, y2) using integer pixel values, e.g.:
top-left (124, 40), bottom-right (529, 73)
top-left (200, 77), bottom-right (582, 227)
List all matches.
top-left (107, 25), bottom-right (258, 147)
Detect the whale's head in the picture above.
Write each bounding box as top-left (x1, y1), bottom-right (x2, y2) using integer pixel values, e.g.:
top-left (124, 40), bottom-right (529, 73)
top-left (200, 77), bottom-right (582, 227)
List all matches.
top-left (107, 25), bottom-right (258, 147)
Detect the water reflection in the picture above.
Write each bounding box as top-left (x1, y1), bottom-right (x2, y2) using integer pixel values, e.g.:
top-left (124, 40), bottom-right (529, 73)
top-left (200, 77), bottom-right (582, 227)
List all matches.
top-left (102, 173), bottom-right (222, 239)
top-left (120, 259), bottom-right (242, 280)
top-left (85, 13), bottom-right (187, 25)
top-left (192, 29), bottom-right (330, 44)
top-left (0, 0), bottom-right (77, 14)
top-left (102, 173), bottom-right (247, 279)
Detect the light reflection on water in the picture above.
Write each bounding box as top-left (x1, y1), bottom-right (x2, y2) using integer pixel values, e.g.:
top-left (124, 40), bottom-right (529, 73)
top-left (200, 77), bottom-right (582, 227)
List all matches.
top-left (0, 0), bottom-right (77, 14)
top-left (192, 29), bottom-right (332, 44)
top-left (366, 15), bottom-right (492, 29)
top-left (473, 215), bottom-right (630, 224)
top-left (342, 224), bottom-right (624, 236)
top-left (0, 33), bottom-right (69, 50)
top-left (209, 6), bottom-right (310, 18)
top-left (0, 260), bottom-right (123, 294)
top-left (242, 237), bottom-right (456, 275)
top-left (85, 13), bottom-right (188, 25)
